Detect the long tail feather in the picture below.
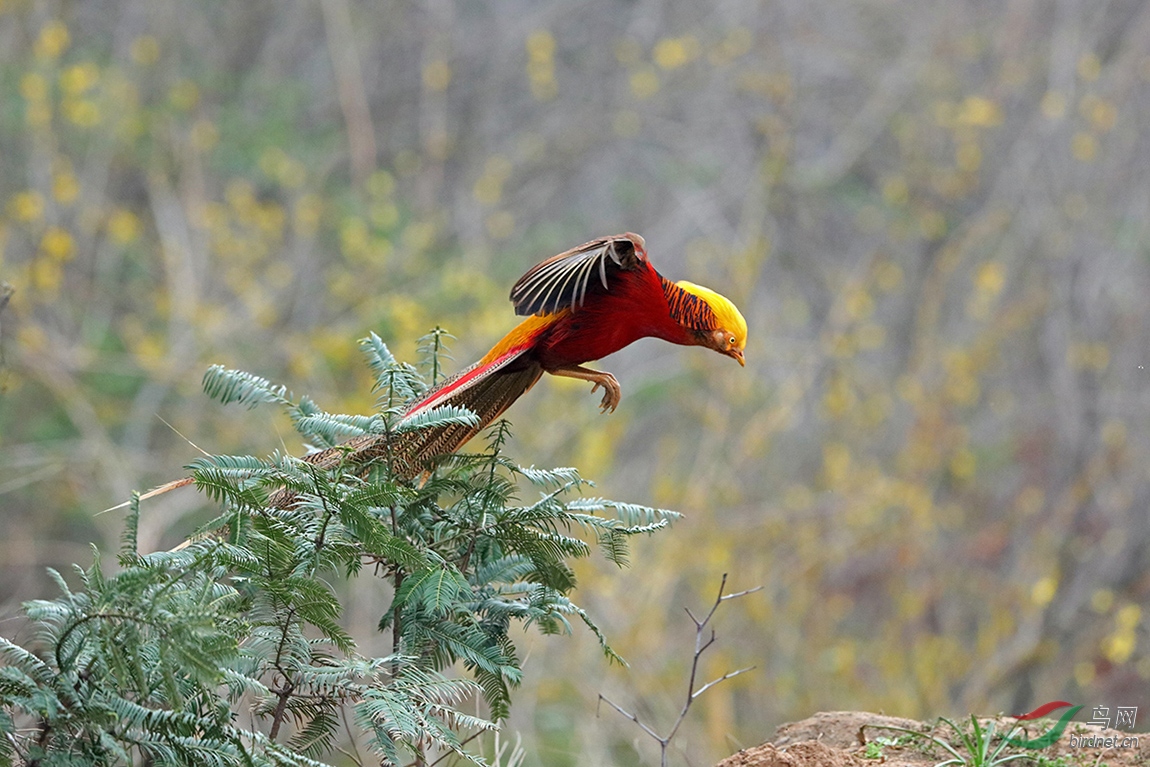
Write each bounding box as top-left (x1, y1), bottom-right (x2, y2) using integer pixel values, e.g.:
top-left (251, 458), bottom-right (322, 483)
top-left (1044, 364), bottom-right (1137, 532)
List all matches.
top-left (126, 346), bottom-right (544, 517)
top-left (98, 477), bottom-right (196, 515)
top-left (291, 348), bottom-right (542, 483)
top-left (399, 360), bottom-right (543, 470)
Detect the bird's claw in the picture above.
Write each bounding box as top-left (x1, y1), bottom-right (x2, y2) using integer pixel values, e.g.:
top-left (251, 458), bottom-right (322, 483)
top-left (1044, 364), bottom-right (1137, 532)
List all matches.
top-left (590, 374), bottom-right (621, 413)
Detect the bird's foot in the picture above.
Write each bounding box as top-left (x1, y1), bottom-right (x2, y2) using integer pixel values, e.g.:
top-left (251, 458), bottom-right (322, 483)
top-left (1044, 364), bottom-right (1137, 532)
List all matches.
top-left (589, 373), bottom-right (621, 413)
top-left (548, 365), bottom-right (622, 413)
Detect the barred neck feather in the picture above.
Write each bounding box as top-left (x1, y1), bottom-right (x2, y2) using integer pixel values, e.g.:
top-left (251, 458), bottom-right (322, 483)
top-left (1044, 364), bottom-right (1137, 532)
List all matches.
top-left (663, 278), bottom-right (748, 350)
top-left (661, 278), bottom-right (718, 331)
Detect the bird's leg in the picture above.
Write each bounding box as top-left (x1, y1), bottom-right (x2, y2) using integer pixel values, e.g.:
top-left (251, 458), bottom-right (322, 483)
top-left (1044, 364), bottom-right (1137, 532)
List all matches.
top-left (547, 365), bottom-right (621, 413)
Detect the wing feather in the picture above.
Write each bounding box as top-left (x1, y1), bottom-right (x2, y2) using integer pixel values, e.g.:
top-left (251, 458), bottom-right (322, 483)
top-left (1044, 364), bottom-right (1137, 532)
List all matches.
top-left (513, 258), bottom-right (573, 315)
top-left (510, 233), bottom-right (647, 316)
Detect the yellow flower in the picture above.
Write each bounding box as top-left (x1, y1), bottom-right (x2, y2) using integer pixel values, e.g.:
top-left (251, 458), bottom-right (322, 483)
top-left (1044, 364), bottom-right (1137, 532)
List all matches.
top-left (107, 209), bottom-right (140, 244)
top-left (293, 194), bottom-right (323, 237)
top-left (1103, 630), bottom-right (1135, 664)
top-left (653, 36), bottom-right (700, 70)
top-left (882, 176), bottom-right (909, 206)
top-left (190, 119), bottom-right (219, 152)
top-left (60, 63), bottom-right (99, 95)
top-left (255, 203), bottom-right (286, 239)
top-left (956, 96), bottom-right (1003, 127)
top-left (9, 191), bottom-right (45, 222)
top-left (1031, 576), bottom-right (1058, 606)
top-left (367, 170), bottom-right (395, 198)
top-left (949, 449), bottom-right (976, 479)
top-left (63, 99), bottom-right (101, 127)
top-left (25, 101), bottom-right (52, 127)
top-left (369, 202), bottom-right (398, 229)
top-left (844, 288), bottom-right (874, 320)
top-left (1077, 52), bottom-right (1101, 81)
top-left (822, 442), bottom-right (852, 486)
top-left (525, 30), bottom-right (555, 61)
top-left (41, 227), bottom-right (76, 261)
top-left (31, 259), bottom-right (63, 293)
top-left (856, 322), bottom-right (885, 350)
top-left (1117, 604), bottom-right (1142, 629)
top-left (35, 20), bottom-right (70, 59)
top-left (710, 28), bottom-right (753, 66)
top-left (874, 260), bottom-right (904, 292)
top-left (975, 261), bottom-right (1005, 297)
top-left (472, 156), bottom-right (512, 206)
top-left (956, 142), bottom-right (981, 172)
top-left (1040, 91), bottom-right (1066, 120)
top-left (525, 30), bottom-right (557, 100)
top-left (339, 217), bottom-right (370, 259)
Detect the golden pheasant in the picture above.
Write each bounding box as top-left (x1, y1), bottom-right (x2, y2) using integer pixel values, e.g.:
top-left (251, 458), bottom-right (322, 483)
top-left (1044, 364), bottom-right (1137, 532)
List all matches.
top-left (382, 232), bottom-right (747, 472)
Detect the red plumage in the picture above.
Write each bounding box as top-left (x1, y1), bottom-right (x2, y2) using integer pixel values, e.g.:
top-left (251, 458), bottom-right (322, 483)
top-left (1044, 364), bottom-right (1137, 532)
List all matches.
top-left (529, 262), bottom-right (695, 370)
top-left (249, 230), bottom-right (741, 488)
top-left (398, 232), bottom-right (736, 473)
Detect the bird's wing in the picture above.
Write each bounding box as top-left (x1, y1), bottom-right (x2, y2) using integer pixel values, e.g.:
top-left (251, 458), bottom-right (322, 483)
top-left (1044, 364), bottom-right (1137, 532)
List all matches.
top-left (509, 233), bottom-right (647, 316)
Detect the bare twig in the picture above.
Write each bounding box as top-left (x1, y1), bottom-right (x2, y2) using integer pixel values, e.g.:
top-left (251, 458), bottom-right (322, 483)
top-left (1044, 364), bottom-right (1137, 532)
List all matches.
top-left (597, 694), bottom-right (663, 742)
top-left (417, 729), bottom-right (485, 767)
top-left (598, 573), bottom-right (761, 767)
top-left (337, 698), bottom-right (366, 764)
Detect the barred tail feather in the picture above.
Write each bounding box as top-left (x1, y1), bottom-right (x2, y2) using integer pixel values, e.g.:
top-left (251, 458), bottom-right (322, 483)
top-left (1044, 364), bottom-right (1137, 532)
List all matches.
top-left (282, 348), bottom-right (542, 495)
top-left (392, 347), bottom-right (542, 474)
top-left (398, 361), bottom-right (543, 471)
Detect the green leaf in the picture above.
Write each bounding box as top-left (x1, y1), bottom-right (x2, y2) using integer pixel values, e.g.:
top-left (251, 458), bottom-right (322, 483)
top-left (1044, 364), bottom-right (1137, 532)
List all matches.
top-left (394, 404), bottom-right (479, 434)
top-left (395, 566), bottom-right (470, 614)
top-left (202, 364), bottom-right (292, 409)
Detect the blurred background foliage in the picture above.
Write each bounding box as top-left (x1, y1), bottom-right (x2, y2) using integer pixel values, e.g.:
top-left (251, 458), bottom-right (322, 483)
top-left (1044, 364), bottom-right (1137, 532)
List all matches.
top-left (1, 0), bottom-right (1149, 764)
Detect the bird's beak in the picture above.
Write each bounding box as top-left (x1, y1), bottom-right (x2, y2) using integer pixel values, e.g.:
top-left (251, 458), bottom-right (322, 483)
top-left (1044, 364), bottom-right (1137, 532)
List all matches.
top-left (731, 349), bottom-right (745, 367)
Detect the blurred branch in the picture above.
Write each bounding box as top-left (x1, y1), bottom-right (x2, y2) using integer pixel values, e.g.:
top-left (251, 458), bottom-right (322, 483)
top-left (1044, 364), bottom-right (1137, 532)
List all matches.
top-left (598, 573), bottom-right (760, 767)
top-left (11, 340), bottom-right (132, 501)
top-left (0, 282), bottom-right (12, 393)
top-left (788, 10), bottom-right (945, 189)
top-left (320, 0), bottom-right (378, 187)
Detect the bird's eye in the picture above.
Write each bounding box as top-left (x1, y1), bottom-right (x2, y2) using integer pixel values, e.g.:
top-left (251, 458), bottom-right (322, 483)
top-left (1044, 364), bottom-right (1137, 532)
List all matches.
top-left (727, 336), bottom-right (735, 346)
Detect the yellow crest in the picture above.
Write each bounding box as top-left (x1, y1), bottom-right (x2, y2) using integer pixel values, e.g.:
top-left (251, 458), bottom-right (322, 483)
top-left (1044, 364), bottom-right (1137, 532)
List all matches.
top-left (676, 280), bottom-right (747, 351)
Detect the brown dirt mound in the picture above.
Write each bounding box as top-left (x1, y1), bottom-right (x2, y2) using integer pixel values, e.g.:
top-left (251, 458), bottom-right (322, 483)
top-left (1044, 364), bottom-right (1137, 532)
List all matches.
top-left (717, 711), bottom-right (1148, 767)
top-left (717, 741), bottom-right (864, 767)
